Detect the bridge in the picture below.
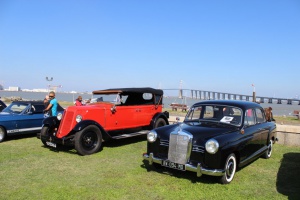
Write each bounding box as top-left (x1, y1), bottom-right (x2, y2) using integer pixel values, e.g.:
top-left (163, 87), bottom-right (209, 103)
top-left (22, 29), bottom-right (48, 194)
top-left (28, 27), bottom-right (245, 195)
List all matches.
top-left (163, 89), bottom-right (300, 105)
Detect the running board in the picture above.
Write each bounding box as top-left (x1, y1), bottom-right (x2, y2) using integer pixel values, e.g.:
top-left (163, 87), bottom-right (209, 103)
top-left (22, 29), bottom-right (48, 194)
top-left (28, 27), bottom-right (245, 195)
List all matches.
top-left (111, 130), bottom-right (149, 139)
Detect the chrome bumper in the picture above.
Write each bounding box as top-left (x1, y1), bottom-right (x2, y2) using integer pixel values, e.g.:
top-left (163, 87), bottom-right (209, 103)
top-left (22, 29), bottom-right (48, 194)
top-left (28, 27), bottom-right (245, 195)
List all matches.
top-left (143, 153), bottom-right (225, 177)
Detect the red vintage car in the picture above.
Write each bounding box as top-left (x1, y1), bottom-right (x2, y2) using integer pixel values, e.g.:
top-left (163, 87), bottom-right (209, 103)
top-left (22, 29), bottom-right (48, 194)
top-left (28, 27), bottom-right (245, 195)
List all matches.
top-left (37, 87), bottom-right (169, 155)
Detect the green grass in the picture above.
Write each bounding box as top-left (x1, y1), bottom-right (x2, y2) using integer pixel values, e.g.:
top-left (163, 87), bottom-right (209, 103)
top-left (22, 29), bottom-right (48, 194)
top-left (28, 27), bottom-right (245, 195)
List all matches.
top-left (0, 135), bottom-right (299, 200)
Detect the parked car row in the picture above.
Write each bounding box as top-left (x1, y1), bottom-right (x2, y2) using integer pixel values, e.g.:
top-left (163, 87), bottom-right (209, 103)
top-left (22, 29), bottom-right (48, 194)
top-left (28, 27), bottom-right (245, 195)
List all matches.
top-left (1, 88), bottom-right (277, 184)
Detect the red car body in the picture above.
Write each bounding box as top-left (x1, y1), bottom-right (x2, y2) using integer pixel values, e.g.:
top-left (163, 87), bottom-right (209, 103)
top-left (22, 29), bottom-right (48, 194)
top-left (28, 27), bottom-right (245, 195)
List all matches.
top-left (38, 87), bottom-right (169, 155)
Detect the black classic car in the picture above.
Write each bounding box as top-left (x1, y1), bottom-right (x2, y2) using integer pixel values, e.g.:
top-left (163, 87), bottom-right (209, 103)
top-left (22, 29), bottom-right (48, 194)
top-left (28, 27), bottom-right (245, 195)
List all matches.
top-left (143, 100), bottom-right (277, 184)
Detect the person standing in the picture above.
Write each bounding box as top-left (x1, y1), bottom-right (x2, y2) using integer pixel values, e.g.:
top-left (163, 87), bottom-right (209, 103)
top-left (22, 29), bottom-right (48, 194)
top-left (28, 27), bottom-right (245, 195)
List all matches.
top-left (43, 95), bottom-right (52, 116)
top-left (44, 91), bottom-right (58, 116)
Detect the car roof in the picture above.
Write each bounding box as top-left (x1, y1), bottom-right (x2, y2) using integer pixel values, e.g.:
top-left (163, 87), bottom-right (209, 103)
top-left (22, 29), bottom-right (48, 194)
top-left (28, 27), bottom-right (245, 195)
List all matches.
top-left (193, 100), bottom-right (263, 110)
top-left (92, 87), bottom-right (163, 95)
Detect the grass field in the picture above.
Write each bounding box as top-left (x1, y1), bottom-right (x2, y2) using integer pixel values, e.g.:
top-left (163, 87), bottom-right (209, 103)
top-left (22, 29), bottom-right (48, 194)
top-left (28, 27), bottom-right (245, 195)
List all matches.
top-left (0, 134), bottom-right (299, 200)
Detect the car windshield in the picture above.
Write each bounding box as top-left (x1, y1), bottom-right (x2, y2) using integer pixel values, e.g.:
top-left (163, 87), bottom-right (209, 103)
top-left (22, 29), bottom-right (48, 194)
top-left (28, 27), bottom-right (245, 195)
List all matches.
top-left (2, 103), bottom-right (29, 114)
top-left (185, 104), bottom-right (243, 127)
top-left (90, 94), bottom-right (128, 105)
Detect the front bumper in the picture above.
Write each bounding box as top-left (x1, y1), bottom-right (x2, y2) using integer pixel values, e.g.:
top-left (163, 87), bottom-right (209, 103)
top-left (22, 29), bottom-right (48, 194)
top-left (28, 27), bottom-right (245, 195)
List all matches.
top-left (143, 153), bottom-right (225, 177)
top-left (37, 132), bottom-right (75, 146)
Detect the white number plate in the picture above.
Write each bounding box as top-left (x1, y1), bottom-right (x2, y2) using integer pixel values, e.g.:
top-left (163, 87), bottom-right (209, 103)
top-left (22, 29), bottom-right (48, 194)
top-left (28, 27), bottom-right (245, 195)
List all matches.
top-left (46, 141), bottom-right (57, 148)
top-left (162, 160), bottom-right (185, 171)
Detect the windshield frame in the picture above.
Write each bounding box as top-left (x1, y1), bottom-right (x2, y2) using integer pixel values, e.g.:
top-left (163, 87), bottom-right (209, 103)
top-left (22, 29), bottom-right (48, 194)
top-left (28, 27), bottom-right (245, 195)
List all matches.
top-left (2, 102), bottom-right (30, 114)
top-left (184, 104), bottom-right (243, 127)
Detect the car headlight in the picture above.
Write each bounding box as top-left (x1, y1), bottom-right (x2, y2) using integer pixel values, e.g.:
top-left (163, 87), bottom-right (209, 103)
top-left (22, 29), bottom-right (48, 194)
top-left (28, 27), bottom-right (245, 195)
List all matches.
top-left (57, 113), bottom-right (63, 120)
top-left (76, 115), bottom-right (82, 123)
top-left (205, 139), bottom-right (219, 154)
top-left (147, 131), bottom-right (157, 143)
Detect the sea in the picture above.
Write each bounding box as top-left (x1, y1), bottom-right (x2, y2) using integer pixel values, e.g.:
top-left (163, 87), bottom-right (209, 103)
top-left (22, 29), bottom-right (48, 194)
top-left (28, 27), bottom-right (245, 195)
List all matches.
top-left (0, 90), bottom-right (299, 116)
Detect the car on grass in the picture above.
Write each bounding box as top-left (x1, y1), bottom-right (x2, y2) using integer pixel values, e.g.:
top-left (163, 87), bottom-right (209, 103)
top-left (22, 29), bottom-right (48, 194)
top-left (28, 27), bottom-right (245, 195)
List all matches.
top-left (0, 100), bottom-right (7, 112)
top-left (0, 101), bottom-right (64, 142)
top-left (143, 100), bottom-right (277, 184)
top-left (38, 87), bottom-right (169, 156)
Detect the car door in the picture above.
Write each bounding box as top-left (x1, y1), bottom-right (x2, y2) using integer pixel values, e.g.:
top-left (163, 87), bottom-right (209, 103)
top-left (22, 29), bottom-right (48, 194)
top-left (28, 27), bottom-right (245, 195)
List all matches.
top-left (239, 108), bottom-right (262, 162)
top-left (136, 93), bottom-right (157, 126)
top-left (16, 104), bottom-right (44, 133)
top-left (110, 105), bottom-right (138, 129)
top-left (254, 108), bottom-right (269, 148)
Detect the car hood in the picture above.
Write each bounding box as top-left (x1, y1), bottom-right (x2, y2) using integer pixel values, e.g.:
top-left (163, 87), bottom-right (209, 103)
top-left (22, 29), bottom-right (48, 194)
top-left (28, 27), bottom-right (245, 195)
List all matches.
top-left (156, 122), bottom-right (237, 144)
top-left (0, 112), bottom-right (15, 116)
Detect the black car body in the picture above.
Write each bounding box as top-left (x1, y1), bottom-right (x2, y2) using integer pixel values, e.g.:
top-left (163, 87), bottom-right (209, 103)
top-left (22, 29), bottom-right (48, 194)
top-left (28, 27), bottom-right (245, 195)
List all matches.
top-left (143, 100), bottom-right (277, 184)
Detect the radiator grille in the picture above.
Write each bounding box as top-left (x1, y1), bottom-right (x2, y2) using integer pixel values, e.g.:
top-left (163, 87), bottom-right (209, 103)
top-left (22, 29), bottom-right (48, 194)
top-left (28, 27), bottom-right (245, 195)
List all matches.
top-left (60, 110), bottom-right (75, 134)
top-left (168, 131), bottom-right (192, 164)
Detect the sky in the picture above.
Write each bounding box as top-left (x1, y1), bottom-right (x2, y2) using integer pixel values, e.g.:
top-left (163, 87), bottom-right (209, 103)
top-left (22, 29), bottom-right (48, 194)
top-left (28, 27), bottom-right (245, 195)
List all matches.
top-left (0, 0), bottom-right (299, 98)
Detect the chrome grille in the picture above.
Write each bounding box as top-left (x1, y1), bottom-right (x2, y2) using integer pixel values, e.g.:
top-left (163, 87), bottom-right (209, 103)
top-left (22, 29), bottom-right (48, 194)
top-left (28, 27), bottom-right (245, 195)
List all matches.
top-left (192, 145), bottom-right (205, 153)
top-left (160, 139), bottom-right (169, 146)
top-left (168, 131), bottom-right (192, 165)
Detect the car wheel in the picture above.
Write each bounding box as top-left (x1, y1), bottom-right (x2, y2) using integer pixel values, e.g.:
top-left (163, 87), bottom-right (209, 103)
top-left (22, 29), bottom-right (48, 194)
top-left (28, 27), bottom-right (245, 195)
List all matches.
top-left (0, 127), bottom-right (6, 143)
top-left (41, 126), bottom-right (50, 146)
top-left (74, 125), bottom-right (102, 156)
top-left (154, 118), bottom-right (167, 128)
top-left (262, 139), bottom-right (273, 159)
top-left (220, 153), bottom-right (237, 184)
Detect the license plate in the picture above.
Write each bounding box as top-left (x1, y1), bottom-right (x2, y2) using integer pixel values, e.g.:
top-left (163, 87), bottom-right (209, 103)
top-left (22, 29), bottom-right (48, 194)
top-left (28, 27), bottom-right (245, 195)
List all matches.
top-left (46, 141), bottom-right (57, 148)
top-left (162, 160), bottom-right (185, 171)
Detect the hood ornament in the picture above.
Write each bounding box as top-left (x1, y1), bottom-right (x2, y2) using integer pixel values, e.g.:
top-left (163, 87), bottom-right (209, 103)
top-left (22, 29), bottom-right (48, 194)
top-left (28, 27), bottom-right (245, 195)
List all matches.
top-left (177, 123), bottom-right (183, 134)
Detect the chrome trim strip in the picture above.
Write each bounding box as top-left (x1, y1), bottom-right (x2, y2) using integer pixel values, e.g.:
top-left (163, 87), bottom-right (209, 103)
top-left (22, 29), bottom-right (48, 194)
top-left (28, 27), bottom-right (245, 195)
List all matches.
top-left (7, 127), bottom-right (41, 133)
top-left (143, 153), bottom-right (225, 177)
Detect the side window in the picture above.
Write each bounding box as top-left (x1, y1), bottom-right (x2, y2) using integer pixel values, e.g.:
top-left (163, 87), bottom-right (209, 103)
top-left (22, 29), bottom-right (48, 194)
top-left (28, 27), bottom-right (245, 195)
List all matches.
top-left (255, 108), bottom-right (265, 123)
top-left (244, 109), bottom-right (255, 126)
top-left (192, 107), bottom-right (201, 120)
top-left (155, 94), bottom-right (162, 105)
top-left (186, 106), bottom-right (202, 120)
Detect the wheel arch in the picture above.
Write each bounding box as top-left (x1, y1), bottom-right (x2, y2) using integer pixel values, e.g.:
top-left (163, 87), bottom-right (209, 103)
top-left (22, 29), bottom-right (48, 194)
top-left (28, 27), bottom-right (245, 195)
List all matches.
top-left (73, 120), bottom-right (111, 141)
top-left (150, 112), bottom-right (169, 128)
top-left (268, 125), bottom-right (277, 144)
top-left (42, 117), bottom-right (60, 129)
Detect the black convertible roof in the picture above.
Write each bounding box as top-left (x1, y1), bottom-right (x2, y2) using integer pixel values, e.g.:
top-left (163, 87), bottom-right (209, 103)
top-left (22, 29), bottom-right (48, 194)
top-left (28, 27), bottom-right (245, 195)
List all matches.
top-left (92, 87), bottom-right (163, 95)
top-left (12, 101), bottom-right (44, 105)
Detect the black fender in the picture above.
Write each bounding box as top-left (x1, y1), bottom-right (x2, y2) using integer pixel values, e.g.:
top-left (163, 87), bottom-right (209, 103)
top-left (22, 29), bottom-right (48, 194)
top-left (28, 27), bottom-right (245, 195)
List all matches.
top-left (72, 120), bottom-right (111, 141)
top-left (268, 123), bottom-right (277, 143)
top-left (150, 112), bottom-right (170, 129)
top-left (42, 116), bottom-right (61, 129)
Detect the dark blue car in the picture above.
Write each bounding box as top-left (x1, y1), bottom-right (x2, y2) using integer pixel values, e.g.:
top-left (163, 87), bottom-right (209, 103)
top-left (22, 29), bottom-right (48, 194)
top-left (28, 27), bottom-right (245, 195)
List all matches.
top-left (0, 101), bottom-right (64, 142)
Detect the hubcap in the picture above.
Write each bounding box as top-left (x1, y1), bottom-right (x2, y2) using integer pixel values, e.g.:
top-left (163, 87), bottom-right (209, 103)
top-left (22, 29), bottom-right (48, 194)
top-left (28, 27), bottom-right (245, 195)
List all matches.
top-left (226, 161), bottom-right (234, 177)
top-left (82, 132), bottom-right (97, 150)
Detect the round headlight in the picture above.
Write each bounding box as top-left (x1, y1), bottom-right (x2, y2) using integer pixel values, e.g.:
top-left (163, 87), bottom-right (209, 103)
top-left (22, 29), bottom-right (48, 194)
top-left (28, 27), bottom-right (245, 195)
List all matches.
top-left (57, 113), bottom-right (63, 120)
top-left (205, 139), bottom-right (219, 154)
top-left (75, 115), bottom-right (82, 123)
top-left (147, 131), bottom-right (157, 143)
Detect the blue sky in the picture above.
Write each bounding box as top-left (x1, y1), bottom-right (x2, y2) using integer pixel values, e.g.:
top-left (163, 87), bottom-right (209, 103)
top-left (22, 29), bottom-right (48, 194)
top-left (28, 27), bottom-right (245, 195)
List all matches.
top-left (0, 0), bottom-right (299, 98)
